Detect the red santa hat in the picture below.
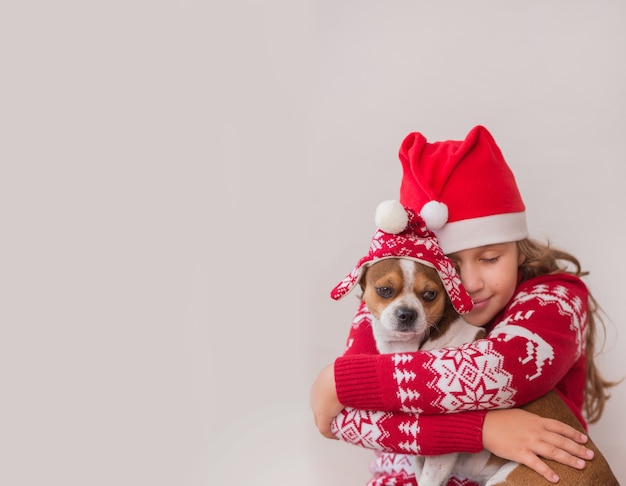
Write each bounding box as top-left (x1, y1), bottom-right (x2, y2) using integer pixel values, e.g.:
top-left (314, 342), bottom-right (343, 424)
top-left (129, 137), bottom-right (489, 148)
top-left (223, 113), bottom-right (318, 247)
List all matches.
top-left (399, 125), bottom-right (528, 254)
top-left (331, 200), bottom-right (473, 315)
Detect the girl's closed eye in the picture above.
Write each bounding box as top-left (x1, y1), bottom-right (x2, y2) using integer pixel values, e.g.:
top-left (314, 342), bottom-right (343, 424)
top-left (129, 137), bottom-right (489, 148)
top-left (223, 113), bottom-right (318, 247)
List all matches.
top-left (481, 256), bottom-right (499, 264)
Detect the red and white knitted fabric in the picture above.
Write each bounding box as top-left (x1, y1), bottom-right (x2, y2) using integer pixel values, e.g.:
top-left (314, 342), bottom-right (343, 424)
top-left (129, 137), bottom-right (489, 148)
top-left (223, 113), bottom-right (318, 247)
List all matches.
top-left (368, 452), bottom-right (479, 486)
top-left (330, 272), bottom-right (588, 485)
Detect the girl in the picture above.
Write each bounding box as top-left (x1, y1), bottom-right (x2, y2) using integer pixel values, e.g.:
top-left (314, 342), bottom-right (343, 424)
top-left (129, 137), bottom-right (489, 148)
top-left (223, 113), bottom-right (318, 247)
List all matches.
top-left (310, 126), bottom-right (617, 485)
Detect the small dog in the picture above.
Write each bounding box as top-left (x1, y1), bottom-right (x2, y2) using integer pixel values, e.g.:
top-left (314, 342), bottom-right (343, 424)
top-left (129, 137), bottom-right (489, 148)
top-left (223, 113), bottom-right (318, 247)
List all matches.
top-left (360, 257), bottom-right (619, 486)
top-left (360, 257), bottom-right (482, 354)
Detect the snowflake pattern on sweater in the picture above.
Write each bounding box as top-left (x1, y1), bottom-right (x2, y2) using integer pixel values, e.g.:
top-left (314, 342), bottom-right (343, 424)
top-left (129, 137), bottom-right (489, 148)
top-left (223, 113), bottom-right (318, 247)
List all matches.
top-left (330, 273), bottom-right (589, 485)
top-left (400, 339), bottom-right (516, 414)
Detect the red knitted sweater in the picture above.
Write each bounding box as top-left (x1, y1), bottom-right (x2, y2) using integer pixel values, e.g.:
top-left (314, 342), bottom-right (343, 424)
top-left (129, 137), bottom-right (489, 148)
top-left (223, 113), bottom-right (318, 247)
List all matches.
top-left (330, 273), bottom-right (588, 485)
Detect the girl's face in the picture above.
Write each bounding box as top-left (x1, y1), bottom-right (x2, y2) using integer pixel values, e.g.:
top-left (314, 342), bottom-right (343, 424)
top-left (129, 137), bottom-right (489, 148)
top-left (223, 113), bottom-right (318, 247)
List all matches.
top-left (447, 242), bottom-right (523, 327)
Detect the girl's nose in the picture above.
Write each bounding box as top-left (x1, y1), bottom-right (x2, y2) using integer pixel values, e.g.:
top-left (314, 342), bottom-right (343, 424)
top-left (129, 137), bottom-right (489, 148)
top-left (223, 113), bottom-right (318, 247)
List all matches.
top-left (460, 267), bottom-right (483, 294)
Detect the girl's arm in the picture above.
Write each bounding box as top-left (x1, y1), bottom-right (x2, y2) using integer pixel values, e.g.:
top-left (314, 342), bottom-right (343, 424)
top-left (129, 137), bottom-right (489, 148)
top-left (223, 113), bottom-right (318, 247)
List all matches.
top-left (334, 275), bottom-right (588, 417)
top-left (331, 406), bottom-right (484, 455)
top-left (327, 405), bottom-right (591, 484)
top-left (310, 273), bottom-right (594, 480)
top-left (310, 364), bottom-right (593, 483)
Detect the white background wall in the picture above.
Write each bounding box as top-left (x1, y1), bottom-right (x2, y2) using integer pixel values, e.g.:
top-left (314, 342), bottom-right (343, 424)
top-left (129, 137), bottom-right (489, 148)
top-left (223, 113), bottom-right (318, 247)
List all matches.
top-left (2, 1), bottom-right (625, 485)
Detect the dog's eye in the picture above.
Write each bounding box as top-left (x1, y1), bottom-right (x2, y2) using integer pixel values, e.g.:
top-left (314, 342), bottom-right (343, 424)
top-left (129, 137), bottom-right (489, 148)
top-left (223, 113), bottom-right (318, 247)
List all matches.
top-left (376, 287), bottom-right (395, 299)
top-left (422, 290), bottom-right (438, 302)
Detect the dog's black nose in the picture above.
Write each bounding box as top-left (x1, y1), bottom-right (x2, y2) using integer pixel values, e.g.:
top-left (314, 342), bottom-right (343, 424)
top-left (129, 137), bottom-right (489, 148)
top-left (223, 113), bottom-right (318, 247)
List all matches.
top-left (395, 308), bottom-right (417, 330)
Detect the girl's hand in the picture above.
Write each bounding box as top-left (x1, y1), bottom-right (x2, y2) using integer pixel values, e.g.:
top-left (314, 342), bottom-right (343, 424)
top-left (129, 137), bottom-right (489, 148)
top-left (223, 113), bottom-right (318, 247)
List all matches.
top-left (483, 408), bottom-right (594, 483)
top-left (310, 363), bottom-right (343, 439)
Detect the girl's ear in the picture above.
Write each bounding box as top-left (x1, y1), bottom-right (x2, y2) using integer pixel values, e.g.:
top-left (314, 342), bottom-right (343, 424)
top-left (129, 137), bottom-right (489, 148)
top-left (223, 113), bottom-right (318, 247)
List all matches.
top-left (517, 247), bottom-right (526, 266)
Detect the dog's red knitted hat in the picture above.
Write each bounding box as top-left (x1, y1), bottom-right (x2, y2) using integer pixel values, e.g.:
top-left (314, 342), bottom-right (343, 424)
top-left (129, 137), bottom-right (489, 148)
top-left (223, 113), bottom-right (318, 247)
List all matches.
top-left (330, 200), bottom-right (473, 315)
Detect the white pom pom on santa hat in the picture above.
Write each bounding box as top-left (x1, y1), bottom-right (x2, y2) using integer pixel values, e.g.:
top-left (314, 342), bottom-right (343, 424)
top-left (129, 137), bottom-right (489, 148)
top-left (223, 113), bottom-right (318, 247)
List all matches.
top-left (375, 200), bottom-right (409, 234)
top-left (420, 200), bottom-right (448, 230)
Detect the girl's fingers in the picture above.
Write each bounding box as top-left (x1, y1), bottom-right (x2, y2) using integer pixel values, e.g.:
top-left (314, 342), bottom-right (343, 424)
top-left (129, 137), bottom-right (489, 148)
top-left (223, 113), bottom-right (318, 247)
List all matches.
top-left (517, 453), bottom-right (561, 484)
top-left (544, 418), bottom-right (589, 444)
top-left (542, 420), bottom-right (594, 461)
top-left (520, 427), bottom-right (593, 483)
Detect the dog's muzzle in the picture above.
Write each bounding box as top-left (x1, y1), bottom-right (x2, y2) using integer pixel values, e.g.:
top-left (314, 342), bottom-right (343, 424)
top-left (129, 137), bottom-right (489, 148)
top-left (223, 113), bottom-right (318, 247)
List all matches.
top-left (394, 307), bottom-right (418, 331)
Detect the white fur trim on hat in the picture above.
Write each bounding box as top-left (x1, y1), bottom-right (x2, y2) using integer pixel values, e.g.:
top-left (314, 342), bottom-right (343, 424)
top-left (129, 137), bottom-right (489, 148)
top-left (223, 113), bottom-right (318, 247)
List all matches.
top-left (435, 212), bottom-right (528, 254)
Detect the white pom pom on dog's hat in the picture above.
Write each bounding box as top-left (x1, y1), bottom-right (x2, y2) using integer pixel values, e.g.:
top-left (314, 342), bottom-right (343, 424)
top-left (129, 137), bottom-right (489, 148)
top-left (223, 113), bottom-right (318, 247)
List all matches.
top-left (375, 200), bottom-right (408, 234)
top-left (420, 200), bottom-right (448, 230)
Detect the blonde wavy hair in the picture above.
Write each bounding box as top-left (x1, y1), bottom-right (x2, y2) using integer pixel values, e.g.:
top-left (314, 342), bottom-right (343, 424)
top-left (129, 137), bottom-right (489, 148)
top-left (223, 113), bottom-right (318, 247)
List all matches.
top-left (516, 238), bottom-right (621, 424)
